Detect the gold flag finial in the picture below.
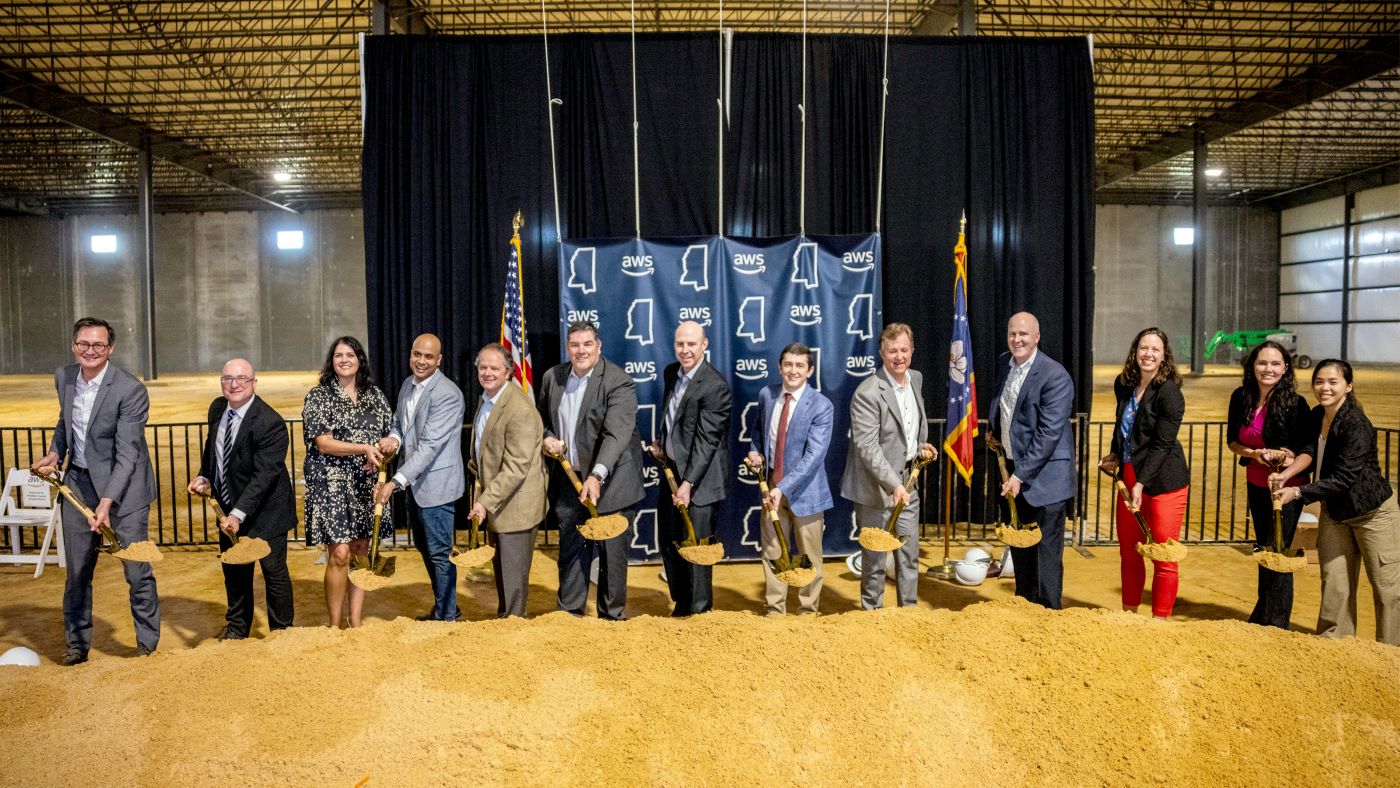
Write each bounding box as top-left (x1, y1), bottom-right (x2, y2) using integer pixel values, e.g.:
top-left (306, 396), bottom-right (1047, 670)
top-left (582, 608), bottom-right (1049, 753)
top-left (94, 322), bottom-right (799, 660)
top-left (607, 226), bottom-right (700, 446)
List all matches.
top-left (959, 210), bottom-right (966, 234)
top-left (512, 211), bottom-right (524, 235)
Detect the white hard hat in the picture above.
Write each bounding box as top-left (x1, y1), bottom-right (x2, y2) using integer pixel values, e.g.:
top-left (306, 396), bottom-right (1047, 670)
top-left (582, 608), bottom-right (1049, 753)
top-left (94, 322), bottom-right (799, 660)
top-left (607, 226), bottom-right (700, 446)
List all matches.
top-left (963, 546), bottom-right (992, 564)
top-left (0, 646), bottom-right (40, 667)
top-left (954, 559), bottom-right (989, 586)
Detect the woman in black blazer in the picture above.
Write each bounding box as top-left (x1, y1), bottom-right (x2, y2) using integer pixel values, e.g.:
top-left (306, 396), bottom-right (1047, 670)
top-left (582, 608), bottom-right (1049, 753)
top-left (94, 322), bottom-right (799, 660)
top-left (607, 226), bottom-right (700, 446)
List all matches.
top-left (1272, 359), bottom-right (1398, 645)
top-left (1226, 340), bottom-right (1313, 630)
top-left (1099, 327), bottom-right (1190, 619)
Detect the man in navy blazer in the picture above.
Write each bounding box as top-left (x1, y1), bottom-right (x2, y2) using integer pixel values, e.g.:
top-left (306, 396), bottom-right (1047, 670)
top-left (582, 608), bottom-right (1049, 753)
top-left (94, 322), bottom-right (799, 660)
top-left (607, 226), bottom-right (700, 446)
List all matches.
top-left (988, 312), bottom-right (1076, 609)
top-left (745, 343), bottom-right (834, 615)
top-left (376, 334), bottom-right (467, 622)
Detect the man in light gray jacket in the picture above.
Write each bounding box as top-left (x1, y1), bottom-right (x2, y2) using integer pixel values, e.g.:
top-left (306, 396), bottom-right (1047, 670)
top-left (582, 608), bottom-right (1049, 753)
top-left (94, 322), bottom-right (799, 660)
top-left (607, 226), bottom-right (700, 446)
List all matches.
top-left (377, 333), bottom-right (466, 621)
top-left (32, 317), bottom-right (161, 665)
top-left (840, 322), bottom-right (937, 610)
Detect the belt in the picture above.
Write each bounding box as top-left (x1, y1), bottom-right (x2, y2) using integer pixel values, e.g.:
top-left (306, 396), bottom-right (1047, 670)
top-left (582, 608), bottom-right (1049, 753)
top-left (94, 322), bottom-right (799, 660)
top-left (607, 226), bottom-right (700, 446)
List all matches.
top-left (68, 464), bottom-right (88, 473)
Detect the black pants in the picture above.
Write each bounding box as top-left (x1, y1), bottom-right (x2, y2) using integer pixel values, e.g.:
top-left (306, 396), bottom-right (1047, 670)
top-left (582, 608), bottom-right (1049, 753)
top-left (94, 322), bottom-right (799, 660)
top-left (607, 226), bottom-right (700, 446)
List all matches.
top-left (658, 495), bottom-right (716, 616)
top-left (219, 529), bottom-right (294, 635)
top-left (555, 494), bottom-right (632, 620)
top-left (1002, 460), bottom-right (1068, 610)
top-left (1247, 483), bottom-right (1301, 629)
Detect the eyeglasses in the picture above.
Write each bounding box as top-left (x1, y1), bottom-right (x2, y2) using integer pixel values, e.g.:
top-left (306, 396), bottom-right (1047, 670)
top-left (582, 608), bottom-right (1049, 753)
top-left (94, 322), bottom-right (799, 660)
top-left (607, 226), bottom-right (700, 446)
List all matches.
top-left (220, 375), bottom-right (255, 385)
top-left (74, 341), bottom-right (110, 352)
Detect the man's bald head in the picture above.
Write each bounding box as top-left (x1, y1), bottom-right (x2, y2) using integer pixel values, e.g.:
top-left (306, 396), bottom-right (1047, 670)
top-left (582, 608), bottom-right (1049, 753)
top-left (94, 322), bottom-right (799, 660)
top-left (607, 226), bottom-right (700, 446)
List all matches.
top-left (220, 357), bottom-right (257, 408)
top-left (673, 321), bottom-right (708, 373)
top-left (410, 333), bottom-right (443, 381)
top-left (1007, 312), bottom-right (1041, 364)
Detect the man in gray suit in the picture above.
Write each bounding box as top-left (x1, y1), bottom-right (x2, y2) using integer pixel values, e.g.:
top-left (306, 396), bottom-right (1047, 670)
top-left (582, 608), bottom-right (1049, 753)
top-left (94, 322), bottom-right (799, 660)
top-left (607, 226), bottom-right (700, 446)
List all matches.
top-left (539, 320), bottom-right (644, 620)
top-left (840, 322), bottom-right (937, 610)
top-left (32, 317), bottom-right (160, 665)
top-left (376, 333), bottom-right (466, 622)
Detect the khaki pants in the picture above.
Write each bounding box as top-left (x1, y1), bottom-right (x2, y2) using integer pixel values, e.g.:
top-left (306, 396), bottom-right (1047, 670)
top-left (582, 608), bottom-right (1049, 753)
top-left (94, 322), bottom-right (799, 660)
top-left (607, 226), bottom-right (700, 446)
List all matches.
top-left (759, 507), bottom-right (825, 615)
top-left (1317, 495), bottom-right (1400, 646)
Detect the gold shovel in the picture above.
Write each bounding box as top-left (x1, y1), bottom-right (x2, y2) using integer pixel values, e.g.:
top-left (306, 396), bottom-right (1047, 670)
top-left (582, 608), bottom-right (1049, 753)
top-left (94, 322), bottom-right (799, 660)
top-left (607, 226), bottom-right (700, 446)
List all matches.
top-left (1257, 457), bottom-right (1306, 574)
top-left (751, 458), bottom-right (815, 587)
top-left (987, 437), bottom-right (1042, 548)
top-left (451, 479), bottom-right (495, 568)
top-left (350, 452), bottom-right (396, 590)
top-left (193, 489), bottom-right (270, 564)
top-left (544, 445), bottom-right (629, 540)
top-left (1102, 465), bottom-right (1187, 563)
top-left (656, 460), bottom-right (724, 565)
top-left (34, 470), bottom-right (162, 563)
top-left (857, 454), bottom-right (933, 552)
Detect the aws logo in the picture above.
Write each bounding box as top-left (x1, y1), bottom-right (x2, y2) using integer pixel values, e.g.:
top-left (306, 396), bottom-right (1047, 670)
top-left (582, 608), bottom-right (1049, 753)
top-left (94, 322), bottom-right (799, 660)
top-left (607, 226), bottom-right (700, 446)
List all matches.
top-left (621, 254), bottom-right (654, 277)
top-left (846, 355), bottom-right (877, 377)
top-left (678, 306), bottom-right (712, 327)
top-left (734, 357), bottom-right (768, 381)
top-left (736, 461), bottom-right (760, 488)
top-left (842, 249), bottom-right (875, 272)
top-left (641, 464), bottom-right (660, 488)
top-left (624, 360), bottom-right (656, 383)
top-left (789, 304), bottom-right (821, 326)
top-left (566, 309), bottom-right (599, 325)
top-left (732, 251), bottom-right (766, 275)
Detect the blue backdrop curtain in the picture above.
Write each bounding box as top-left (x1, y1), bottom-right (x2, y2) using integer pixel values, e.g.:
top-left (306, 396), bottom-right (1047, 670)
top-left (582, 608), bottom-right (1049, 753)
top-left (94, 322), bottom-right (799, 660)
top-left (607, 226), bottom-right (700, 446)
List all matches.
top-left (362, 31), bottom-right (1095, 417)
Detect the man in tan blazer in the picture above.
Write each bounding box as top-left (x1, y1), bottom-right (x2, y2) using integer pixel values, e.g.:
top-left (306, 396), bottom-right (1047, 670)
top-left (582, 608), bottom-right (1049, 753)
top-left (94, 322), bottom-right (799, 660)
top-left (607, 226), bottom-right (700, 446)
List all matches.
top-left (468, 343), bottom-right (548, 618)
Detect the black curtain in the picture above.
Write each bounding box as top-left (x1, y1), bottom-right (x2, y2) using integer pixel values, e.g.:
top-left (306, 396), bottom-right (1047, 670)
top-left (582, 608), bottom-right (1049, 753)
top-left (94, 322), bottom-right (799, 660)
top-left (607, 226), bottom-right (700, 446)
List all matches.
top-left (363, 33), bottom-right (1095, 417)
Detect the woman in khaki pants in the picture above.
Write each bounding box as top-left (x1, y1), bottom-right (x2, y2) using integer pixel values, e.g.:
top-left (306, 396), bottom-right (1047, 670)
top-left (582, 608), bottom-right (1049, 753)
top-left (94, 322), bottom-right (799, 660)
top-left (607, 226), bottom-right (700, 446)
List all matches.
top-left (1273, 359), bottom-right (1399, 646)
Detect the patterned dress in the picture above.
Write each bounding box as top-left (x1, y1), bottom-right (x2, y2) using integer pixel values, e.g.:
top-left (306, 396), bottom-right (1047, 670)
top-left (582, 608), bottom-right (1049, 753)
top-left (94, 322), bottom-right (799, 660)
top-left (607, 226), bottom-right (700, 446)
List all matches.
top-left (302, 383), bottom-right (394, 545)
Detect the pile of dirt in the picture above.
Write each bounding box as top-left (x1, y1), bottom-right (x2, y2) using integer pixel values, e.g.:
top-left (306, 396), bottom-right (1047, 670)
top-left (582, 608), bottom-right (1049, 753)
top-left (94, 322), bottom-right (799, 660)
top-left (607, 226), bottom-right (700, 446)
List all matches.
top-left (1, 599), bottom-right (1397, 786)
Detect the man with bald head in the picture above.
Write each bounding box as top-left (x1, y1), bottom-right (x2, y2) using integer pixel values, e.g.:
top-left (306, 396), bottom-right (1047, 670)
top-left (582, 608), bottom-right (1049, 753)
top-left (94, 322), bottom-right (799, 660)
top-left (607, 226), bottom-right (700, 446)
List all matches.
top-left (650, 321), bottom-right (731, 616)
top-left (188, 358), bottom-right (297, 639)
top-left (987, 312), bottom-right (1076, 609)
top-left (377, 333), bottom-right (466, 622)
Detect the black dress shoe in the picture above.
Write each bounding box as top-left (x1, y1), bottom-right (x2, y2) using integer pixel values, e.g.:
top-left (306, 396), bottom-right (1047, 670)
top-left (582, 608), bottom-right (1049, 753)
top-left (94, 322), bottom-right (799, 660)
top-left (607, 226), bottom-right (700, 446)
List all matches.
top-left (414, 612), bottom-right (436, 621)
top-left (216, 626), bottom-right (247, 641)
top-left (60, 649), bottom-right (88, 667)
top-left (136, 644), bottom-right (153, 657)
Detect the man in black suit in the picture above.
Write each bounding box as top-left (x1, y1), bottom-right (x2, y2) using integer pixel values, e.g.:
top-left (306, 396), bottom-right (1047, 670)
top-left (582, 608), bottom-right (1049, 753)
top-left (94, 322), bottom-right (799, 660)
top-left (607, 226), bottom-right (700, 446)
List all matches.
top-left (539, 320), bottom-right (645, 620)
top-left (649, 321), bottom-right (731, 616)
top-left (187, 358), bottom-right (296, 639)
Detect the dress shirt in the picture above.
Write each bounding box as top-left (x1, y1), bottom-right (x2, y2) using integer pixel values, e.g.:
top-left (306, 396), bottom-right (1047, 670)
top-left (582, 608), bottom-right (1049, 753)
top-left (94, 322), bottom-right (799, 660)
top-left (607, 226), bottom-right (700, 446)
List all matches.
top-left (215, 395), bottom-right (257, 521)
top-left (999, 349), bottom-right (1037, 461)
top-left (557, 366), bottom-right (608, 480)
top-left (768, 384), bottom-right (807, 460)
top-left (71, 362), bottom-right (110, 469)
top-left (391, 369), bottom-right (440, 488)
top-left (882, 367), bottom-right (919, 462)
top-left (663, 365), bottom-right (697, 458)
top-left (474, 385), bottom-right (507, 458)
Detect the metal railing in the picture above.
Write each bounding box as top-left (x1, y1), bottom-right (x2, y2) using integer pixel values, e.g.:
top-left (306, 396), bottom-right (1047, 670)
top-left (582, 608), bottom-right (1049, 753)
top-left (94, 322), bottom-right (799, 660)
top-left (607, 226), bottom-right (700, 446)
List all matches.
top-left (3, 417), bottom-right (1397, 549)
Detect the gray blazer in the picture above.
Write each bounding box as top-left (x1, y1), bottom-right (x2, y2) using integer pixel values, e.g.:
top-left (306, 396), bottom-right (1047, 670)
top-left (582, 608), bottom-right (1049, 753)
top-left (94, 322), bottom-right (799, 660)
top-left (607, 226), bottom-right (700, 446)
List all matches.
top-left (538, 357), bottom-right (645, 514)
top-left (839, 367), bottom-right (928, 509)
top-left (390, 371), bottom-right (467, 508)
top-left (48, 362), bottom-right (157, 510)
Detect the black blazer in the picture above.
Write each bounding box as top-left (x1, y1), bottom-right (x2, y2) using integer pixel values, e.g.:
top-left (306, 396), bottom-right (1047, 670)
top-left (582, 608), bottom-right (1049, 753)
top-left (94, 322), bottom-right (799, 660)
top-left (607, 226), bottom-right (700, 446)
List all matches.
top-left (1225, 386), bottom-right (1314, 480)
top-left (1110, 378), bottom-right (1190, 495)
top-left (659, 360), bottom-right (732, 507)
top-left (1299, 401), bottom-right (1393, 521)
top-left (538, 357), bottom-right (646, 514)
top-left (198, 395), bottom-right (298, 539)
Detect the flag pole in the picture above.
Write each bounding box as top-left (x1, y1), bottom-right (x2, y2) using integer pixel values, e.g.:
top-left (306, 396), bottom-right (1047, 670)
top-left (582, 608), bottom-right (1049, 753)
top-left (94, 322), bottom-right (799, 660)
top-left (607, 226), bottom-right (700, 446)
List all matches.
top-left (928, 450), bottom-right (956, 580)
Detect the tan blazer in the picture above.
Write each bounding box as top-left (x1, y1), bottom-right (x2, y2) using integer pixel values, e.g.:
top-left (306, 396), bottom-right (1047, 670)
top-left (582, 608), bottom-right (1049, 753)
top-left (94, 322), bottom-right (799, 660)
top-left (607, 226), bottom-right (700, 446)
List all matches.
top-left (473, 382), bottom-right (548, 533)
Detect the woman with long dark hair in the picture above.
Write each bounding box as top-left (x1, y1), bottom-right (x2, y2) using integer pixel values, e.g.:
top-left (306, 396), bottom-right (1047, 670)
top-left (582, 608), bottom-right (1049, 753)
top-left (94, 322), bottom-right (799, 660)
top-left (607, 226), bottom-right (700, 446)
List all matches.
top-left (1099, 327), bottom-right (1190, 619)
top-left (1226, 340), bottom-right (1313, 629)
top-left (1272, 359), bottom-right (1399, 645)
top-left (302, 336), bottom-right (394, 627)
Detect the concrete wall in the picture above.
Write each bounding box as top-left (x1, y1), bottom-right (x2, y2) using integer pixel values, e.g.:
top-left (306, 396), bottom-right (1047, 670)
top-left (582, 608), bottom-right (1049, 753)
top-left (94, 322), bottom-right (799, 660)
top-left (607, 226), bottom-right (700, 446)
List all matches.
top-left (1094, 204), bottom-right (1279, 366)
top-left (0, 209), bottom-right (366, 375)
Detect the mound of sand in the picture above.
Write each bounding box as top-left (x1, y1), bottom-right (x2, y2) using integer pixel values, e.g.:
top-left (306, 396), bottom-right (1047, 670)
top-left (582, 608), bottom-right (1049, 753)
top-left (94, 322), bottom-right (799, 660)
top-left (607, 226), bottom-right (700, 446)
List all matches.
top-left (2, 599), bottom-right (1396, 786)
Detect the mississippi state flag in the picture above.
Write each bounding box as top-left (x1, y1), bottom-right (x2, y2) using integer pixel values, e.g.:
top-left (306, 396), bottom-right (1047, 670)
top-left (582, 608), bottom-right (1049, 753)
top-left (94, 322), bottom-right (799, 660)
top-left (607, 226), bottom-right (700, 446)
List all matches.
top-left (943, 216), bottom-right (978, 485)
top-left (500, 225), bottom-right (534, 397)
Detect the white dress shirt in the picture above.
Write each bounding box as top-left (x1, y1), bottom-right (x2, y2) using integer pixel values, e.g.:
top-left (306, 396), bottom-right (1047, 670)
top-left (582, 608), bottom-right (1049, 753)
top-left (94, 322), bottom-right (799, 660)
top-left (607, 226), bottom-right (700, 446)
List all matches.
top-left (882, 367), bottom-right (919, 462)
top-left (391, 370), bottom-right (440, 488)
top-left (474, 385), bottom-right (507, 458)
top-left (71, 362), bottom-right (110, 469)
top-left (999, 349), bottom-right (1037, 461)
top-left (663, 365), bottom-right (697, 459)
top-left (767, 383), bottom-right (807, 461)
top-left (215, 396), bottom-right (257, 521)
top-left (557, 366), bottom-right (608, 479)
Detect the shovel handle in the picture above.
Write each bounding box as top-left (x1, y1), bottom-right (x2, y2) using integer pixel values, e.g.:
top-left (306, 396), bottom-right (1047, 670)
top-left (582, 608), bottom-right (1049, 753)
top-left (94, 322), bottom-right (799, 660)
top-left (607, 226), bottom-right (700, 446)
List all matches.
top-left (545, 446), bottom-right (601, 518)
top-left (883, 454), bottom-right (932, 534)
top-left (751, 458), bottom-right (793, 560)
top-left (368, 451), bottom-right (395, 563)
top-left (35, 470), bottom-right (126, 550)
top-left (660, 466), bottom-right (698, 543)
top-left (193, 490), bottom-right (237, 545)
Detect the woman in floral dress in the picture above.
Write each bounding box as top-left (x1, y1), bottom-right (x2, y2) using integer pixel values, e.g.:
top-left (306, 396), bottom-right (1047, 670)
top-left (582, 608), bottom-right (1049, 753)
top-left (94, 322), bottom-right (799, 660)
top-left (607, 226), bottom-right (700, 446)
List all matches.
top-left (303, 336), bottom-right (394, 627)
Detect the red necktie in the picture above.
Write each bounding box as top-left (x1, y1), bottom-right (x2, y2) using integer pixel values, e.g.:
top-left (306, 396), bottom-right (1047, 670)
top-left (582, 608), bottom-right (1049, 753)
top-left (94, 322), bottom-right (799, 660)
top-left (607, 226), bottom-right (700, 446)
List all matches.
top-left (772, 393), bottom-right (792, 485)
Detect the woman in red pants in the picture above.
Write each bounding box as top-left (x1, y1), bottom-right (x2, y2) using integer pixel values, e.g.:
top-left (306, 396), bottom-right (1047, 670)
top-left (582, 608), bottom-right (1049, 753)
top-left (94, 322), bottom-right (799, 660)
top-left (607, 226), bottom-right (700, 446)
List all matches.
top-left (1099, 327), bottom-right (1190, 619)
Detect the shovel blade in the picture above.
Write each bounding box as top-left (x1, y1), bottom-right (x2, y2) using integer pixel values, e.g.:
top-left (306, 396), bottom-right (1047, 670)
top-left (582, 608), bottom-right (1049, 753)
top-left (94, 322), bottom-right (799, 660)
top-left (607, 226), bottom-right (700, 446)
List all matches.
top-left (373, 555), bottom-right (396, 578)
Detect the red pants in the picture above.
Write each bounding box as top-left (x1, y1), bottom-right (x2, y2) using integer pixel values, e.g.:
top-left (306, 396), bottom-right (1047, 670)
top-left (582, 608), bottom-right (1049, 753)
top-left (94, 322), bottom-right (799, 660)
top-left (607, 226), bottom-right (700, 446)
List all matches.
top-left (1116, 463), bottom-right (1188, 618)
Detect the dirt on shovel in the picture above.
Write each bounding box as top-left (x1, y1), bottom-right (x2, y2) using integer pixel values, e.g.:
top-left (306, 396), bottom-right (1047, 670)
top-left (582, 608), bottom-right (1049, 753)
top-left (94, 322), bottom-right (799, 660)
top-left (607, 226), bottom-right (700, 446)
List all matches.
top-left (221, 537), bottom-right (271, 565)
top-left (858, 527), bottom-right (904, 552)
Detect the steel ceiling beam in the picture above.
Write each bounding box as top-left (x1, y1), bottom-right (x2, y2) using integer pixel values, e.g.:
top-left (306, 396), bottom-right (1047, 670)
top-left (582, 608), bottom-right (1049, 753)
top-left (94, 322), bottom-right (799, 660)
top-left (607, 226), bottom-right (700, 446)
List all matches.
top-left (1096, 33), bottom-right (1400, 187)
top-left (0, 60), bottom-right (296, 213)
top-left (372, 0), bottom-right (438, 35)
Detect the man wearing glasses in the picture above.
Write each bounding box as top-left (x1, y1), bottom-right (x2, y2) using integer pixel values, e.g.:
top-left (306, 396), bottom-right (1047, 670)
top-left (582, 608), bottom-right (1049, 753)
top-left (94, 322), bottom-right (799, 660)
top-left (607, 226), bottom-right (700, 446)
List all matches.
top-left (31, 317), bottom-right (161, 665)
top-left (187, 359), bottom-right (297, 640)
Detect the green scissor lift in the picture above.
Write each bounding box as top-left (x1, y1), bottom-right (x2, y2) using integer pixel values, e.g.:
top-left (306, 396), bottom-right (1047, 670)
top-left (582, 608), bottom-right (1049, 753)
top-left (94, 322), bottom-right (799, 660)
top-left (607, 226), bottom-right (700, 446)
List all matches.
top-left (1205, 329), bottom-right (1312, 369)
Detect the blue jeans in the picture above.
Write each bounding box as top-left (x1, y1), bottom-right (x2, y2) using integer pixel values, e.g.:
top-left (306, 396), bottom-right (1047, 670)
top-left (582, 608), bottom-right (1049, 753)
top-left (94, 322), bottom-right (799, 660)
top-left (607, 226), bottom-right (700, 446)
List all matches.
top-left (411, 499), bottom-right (458, 620)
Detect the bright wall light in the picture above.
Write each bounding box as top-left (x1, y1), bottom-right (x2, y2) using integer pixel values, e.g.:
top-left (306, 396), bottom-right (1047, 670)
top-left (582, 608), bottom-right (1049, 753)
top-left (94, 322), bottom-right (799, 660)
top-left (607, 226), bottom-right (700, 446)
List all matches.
top-left (90, 234), bottom-right (118, 254)
top-left (1173, 227), bottom-right (1195, 246)
top-left (276, 230), bottom-right (305, 250)
top-left (272, 171), bottom-right (293, 183)
top-left (1204, 167), bottom-right (1223, 177)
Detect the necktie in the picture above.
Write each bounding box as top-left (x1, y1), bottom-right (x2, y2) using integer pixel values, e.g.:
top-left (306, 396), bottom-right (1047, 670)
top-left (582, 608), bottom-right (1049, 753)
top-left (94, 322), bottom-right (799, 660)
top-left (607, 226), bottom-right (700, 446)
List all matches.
top-left (216, 410), bottom-right (237, 504)
top-left (663, 375), bottom-right (689, 457)
top-left (772, 393), bottom-right (792, 485)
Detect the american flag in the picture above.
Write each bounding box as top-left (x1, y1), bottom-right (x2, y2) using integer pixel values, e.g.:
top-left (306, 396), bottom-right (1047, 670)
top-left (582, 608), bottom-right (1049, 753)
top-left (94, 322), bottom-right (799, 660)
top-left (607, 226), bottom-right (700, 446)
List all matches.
top-left (943, 214), bottom-right (978, 485)
top-left (500, 223), bottom-right (534, 397)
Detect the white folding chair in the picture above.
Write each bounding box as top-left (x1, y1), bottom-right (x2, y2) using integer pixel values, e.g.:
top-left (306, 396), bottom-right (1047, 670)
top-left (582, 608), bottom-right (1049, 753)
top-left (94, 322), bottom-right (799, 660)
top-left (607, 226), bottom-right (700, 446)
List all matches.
top-left (0, 468), bottom-right (65, 578)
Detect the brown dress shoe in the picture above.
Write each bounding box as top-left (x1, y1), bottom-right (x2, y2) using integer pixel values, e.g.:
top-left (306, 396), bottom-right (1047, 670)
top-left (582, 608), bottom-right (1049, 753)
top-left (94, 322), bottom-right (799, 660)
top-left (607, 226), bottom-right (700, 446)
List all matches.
top-left (61, 649), bottom-right (88, 667)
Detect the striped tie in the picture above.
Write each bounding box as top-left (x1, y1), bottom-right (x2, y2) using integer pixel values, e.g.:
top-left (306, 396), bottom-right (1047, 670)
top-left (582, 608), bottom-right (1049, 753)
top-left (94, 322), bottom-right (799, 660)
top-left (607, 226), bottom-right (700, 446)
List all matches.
top-left (216, 410), bottom-right (237, 504)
